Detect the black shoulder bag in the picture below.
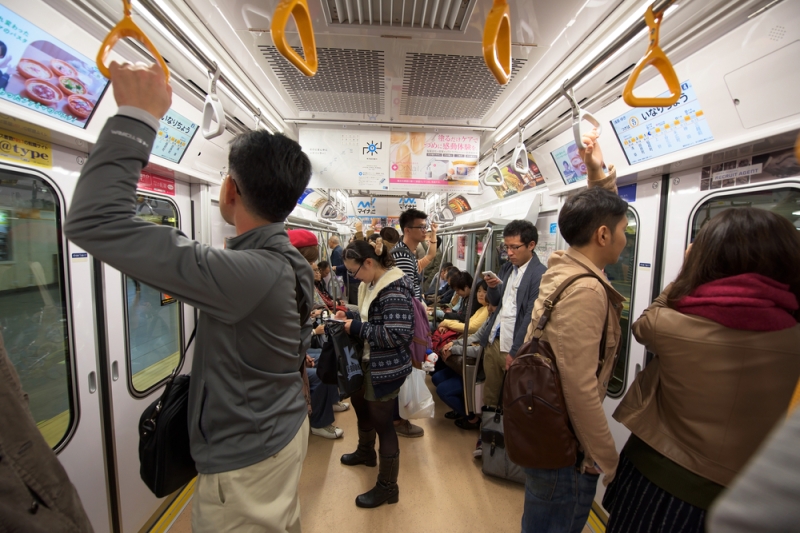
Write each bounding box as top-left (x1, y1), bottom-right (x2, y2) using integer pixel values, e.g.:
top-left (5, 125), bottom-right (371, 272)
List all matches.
top-left (138, 245), bottom-right (311, 498)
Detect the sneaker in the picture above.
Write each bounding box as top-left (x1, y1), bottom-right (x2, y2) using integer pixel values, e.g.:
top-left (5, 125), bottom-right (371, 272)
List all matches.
top-left (473, 439), bottom-right (482, 458)
top-left (311, 424), bottom-right (344, 439)
top-left (394, 419), bottom-right (424, 438)
top-left (333, 401), bottom-right (350, 412)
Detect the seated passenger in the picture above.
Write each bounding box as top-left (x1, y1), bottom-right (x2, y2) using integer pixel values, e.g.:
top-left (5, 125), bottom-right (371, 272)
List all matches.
top-left (604, 207), bottom-right (800, 533)
top-left (424, 261), bottom-right (454, 298)
top-left (437, 277), bottom-right (489, 335)
top-left (427, 266), bottom-right (459, 307)
top-left (433, 317), bottom-right (497, 430)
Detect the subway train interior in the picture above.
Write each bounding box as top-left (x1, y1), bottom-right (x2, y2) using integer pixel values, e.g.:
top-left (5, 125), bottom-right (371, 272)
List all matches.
top-left (0, 0), bottom-right (798, 531)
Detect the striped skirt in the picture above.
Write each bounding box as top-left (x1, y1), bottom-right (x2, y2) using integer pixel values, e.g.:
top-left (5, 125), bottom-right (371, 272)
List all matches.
top-left (604, 453), bottom-right (707, 533)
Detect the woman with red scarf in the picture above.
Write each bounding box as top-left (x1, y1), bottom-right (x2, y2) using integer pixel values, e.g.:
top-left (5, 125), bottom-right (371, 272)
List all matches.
top-left (604, 207), bottom-right (800, 533)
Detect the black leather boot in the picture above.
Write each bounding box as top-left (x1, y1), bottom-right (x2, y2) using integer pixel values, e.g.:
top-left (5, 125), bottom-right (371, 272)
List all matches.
top-left (355, 451), bottom-right (400, 508)
top-left (340, 428), bottom-right (377, 467)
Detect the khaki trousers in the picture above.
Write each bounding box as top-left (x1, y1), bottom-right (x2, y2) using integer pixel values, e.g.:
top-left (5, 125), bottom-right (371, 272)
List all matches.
top-left (483, 338), bottom-right (506, 408)
top-left (192, 418), bottom-right (310, 533)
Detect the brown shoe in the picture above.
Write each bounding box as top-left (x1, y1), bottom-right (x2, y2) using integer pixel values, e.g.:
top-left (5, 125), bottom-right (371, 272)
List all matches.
top-left (394, 419), bottom-right (424, 438)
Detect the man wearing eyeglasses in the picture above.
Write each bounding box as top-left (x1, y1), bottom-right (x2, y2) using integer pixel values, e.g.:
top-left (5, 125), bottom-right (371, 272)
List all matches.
top-left (481, 220), bottom-right (546, 408)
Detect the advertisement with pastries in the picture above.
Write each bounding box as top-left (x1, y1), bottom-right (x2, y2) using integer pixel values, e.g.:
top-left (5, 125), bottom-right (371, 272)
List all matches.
top-left (389, 131), bottom-right (481, 193)
top-left (0, 5), bottom-right (109, 128)
top-left (492, 152), bottom-right (546, 199)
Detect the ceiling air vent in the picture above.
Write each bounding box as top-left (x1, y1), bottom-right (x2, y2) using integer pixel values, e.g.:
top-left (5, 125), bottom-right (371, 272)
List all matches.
top-left (260, 46), bottom-right (385, 115)
top-left (323, 0), bottom-right (478, 31)
top-left (400, 53), bottom-right (526, 119)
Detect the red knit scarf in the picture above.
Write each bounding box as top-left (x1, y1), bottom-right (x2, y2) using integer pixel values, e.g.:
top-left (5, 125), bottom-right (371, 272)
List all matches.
top-left (674, 273), bottom-right (798, 332)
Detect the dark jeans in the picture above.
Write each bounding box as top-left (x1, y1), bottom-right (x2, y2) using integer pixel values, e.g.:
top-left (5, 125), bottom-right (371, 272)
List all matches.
top-left (432, 367), bottom-right (466, 416)
top-left (307, 348), bottom-right (337, 429)
top-left (521, 465), bottom-right (599, 533)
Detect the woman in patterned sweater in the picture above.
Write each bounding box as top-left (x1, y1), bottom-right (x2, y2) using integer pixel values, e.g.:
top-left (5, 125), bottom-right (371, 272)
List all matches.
top-left (336, 239), bottom-right (415, 508)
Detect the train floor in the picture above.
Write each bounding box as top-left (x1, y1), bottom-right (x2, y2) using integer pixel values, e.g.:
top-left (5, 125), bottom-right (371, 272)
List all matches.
top-left (167, 377), bottom-right (592, 533)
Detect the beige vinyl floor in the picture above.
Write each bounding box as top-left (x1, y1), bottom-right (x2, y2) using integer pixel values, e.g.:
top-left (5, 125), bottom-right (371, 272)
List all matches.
top-left (167, 378), bottom-right (593, 533)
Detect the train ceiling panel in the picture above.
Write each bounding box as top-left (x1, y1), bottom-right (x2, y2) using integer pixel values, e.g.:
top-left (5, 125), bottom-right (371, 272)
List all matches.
top-left (322, 0), bottom-right (478, 31)
top-left (400, 53), bottom-right (526, 119)
top-left (260, 46), bottom-right (386, 114)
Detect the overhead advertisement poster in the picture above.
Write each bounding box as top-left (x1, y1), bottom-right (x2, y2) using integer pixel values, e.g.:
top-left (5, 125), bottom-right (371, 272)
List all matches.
top-left (610, 80), bottom-right (714, 165)
top-left (494, 152), bottom-right (546, 199)
top-left (300, 128), bottom-right (391, 190)
top-left (0, 5), bottom-right (110, 128)
top-left (389, 132), bottom-right (481, 194)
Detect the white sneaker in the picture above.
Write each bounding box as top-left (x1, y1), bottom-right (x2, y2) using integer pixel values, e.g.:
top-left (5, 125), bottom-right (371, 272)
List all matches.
top-left (311, 424), bottom-right (344, 439)
top-left (333, 401), bottom-right (350, 412)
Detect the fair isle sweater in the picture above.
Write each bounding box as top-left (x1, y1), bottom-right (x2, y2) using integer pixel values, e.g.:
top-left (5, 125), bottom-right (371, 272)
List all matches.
top-left (347, 267), bottom-right (414, 397)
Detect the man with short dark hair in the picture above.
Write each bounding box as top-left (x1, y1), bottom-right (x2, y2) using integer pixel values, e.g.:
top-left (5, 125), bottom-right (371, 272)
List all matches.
top-left (63, 63), bottom-right (313, 533)
top-left (517, 130), bottom-right (627, 533)
top-left (389, 207), bottom-right (430, 438)
top-left (481, 220), bottom-right (546, 407)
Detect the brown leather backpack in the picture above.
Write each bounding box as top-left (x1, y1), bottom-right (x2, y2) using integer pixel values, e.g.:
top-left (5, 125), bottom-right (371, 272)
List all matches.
top-left (502, 273), bottom-right (610, 470)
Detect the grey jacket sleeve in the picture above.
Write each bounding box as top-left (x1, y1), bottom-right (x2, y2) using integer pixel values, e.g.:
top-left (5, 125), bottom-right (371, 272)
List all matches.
top-left (707, 408), bottom-right (800, 533)
top-left (64, 115), bottom-right (280, 325)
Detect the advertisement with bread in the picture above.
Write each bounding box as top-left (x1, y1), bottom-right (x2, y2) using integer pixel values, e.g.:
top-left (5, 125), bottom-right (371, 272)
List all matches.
top-left (389, 131), bottom-right (480, 193)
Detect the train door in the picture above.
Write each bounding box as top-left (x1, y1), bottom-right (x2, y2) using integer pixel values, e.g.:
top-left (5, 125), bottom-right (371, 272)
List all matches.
top-left (0, 151), bottom-right (112, 531)
top-left (101, 184), bottom-right (195, 533)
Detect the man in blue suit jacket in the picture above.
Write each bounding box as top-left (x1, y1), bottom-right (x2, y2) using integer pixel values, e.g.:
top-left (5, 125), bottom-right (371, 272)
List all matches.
top-left (480, 220), bottom-right (546, 407)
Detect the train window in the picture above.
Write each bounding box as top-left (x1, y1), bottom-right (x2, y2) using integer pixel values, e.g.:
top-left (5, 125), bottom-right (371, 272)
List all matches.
top-left (0, 170), bottom-right (74, 449)
top-left (125, 195), bottom-right (182, 394)
top-left (605, 208), bottom-right (639, 397)
top-left (691, 187), bottom-right (800, 238)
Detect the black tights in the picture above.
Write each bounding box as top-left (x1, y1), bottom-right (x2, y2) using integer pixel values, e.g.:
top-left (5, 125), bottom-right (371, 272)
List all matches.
top-left (350, 387), bottom-right (399, 456)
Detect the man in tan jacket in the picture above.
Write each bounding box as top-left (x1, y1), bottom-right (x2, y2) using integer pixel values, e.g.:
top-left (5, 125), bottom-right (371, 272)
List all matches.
top-left (517, 131), bottom-right (627, 533)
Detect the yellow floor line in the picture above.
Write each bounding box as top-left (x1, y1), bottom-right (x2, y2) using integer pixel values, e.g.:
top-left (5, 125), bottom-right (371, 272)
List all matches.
top-left (149, 478), bottom-right (196, 533)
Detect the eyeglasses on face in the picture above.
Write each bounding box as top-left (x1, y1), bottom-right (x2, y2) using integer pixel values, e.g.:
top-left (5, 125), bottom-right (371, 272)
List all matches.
top-left (406, 225), bottom-right (428, 230)
top-left (500, 243), bottom-right (527, 252)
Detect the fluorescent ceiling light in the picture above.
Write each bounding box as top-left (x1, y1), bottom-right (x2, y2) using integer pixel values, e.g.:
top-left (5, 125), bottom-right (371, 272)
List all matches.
top-left (792, 210), bottom-right (800, 216)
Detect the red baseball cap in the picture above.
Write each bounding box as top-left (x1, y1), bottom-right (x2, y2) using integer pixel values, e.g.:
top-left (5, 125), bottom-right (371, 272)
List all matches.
top-left (288, 229), bottom-right (318, 248)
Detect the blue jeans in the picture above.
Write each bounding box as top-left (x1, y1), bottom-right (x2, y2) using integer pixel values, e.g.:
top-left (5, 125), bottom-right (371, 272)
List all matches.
top-left (521, 465), bottom-right (599, 533)
top-left (433, 367), bottom-right (466, 417)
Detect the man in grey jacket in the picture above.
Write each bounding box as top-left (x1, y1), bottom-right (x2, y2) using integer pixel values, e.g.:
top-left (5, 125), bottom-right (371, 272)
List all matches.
top-left (481, 220), bottom-right (546, 407)
top-left (63, 63), bottom-right (313, 533)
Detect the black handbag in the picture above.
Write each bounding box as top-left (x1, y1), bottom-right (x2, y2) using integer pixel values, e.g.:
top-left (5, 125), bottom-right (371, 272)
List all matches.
top-left (326, 320), bottom-right (364, 399)
top-left (138, 327), bottom-right (197, 498)
top-left (316, 335), bottom-right (338, 385)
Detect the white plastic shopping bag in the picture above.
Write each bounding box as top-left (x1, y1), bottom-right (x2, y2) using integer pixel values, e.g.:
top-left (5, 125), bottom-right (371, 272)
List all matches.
top-left (398, 368), bottom-right (435, 419)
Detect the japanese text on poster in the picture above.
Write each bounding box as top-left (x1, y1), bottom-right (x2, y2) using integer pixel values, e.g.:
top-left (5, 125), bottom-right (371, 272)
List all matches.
top-left (389, 132), bottom-right (481, 193)
top-left (301, 129), bottom-right (391, 190)
top-left (152, 109), bottom-right (197, 164)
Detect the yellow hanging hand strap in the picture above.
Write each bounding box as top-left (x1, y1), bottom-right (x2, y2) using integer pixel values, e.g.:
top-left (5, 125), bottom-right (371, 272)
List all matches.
top-left (96, 0), bottom-right (170, 81)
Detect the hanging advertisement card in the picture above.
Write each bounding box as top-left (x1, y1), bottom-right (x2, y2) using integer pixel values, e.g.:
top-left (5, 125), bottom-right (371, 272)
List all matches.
top-left (389, 131), bottom-right (481, 193)
top-left (301, 128), bottom-right (391, 190)
top-left (492, 152), bottom-right (545, 199)
top-left (457, 235), bottom-right (466, 260)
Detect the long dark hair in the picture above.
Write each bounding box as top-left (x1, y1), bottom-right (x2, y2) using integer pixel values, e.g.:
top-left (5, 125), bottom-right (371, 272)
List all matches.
top-left (344, 239), bottom-right (395, 269)
top-left (668, 207), bottom-right (800, 311)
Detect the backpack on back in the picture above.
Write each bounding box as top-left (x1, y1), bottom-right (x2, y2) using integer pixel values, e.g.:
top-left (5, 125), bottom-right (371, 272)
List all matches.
top-left (409, 297), bottom-right (431, 369)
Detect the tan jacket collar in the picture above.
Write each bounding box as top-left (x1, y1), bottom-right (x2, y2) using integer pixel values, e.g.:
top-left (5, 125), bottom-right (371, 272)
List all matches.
top-left (563, 248), bottom-right (626, 306)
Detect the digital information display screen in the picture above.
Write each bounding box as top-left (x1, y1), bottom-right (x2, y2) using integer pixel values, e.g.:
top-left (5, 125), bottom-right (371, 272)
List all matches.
top-left (152, 109), bottom-right (197, 164)
top-left (610, 80), bottom-right (714, 165)
top-left (550, 140), bottom-right (588, 185)
top-left (0, 5), bottom-right (110, 128)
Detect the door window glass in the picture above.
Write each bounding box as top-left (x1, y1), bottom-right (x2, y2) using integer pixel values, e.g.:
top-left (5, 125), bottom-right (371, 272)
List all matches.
top-left (605, 208), bottom-right (638, 397)
top-left (692, 187), bottom-right (800, 238)
top-left (126, 195), bottom-right (182, 394)
top-left (0, 171), bottom-right (73, 449)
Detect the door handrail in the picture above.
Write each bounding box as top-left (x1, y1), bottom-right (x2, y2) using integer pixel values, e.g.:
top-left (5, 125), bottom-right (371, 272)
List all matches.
top-left (97, 0), bottom-right (170, 81)
top-left (622, 4), bottom-right (681, 108)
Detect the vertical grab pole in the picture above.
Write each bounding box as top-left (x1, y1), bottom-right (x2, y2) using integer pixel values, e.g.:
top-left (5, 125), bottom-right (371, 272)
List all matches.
top-left (462, 225), bottom-right (493, 415)
top-left (431, 235), bottom-right (454, 330)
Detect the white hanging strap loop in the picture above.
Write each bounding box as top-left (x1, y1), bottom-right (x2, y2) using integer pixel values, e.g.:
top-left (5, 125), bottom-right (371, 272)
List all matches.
top-left (202, 63), bottom-right (226, 139)
top-left (482, 148), bottom-right (505, 187)
top-left (512, 124), bottom-right (529, 174)
top-left (561, 84), bottom-right (602, 148)
top-left (254, 109), bottom-right (262, 130)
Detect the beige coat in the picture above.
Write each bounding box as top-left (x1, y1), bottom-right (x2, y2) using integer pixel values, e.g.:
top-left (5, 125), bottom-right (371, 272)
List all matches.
top-left (524, 248), bottom-right (625, 482)
top-left (614, 288), bottom-right (800, 486)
